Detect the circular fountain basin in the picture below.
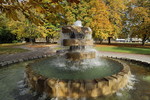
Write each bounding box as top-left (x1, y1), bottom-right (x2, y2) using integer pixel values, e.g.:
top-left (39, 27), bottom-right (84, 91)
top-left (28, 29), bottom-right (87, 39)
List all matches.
top-left (26, 57), bottom-right (130, 98)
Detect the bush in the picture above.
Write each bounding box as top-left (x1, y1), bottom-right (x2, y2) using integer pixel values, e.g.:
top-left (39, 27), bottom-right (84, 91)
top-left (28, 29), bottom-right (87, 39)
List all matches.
top-left (0, 27), bottom-right (17, 43)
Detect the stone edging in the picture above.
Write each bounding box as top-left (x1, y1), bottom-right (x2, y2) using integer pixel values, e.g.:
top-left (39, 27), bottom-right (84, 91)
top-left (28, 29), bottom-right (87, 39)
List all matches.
top-left (0, 54), bottom-right (54, 67)
top-left (1, 54), bottom-right (149, 68)
top-left (25, 58), bottom-right (130, 98)
top-left (105, 56), bottom-right (150, 67)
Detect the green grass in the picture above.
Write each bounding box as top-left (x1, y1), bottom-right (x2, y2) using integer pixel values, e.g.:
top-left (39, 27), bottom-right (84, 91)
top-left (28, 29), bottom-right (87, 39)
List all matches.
top-left (0, 47), bottom-right (29, 55)
top-left (95, 46), bottom-right (150, 55)
top-left (0, 43), bottom-right (28, 55)
top-left (53, 47), bottom-right (62, 50)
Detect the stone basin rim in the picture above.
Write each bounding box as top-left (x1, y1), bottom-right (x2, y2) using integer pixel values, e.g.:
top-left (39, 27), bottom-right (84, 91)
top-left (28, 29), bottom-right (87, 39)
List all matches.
top-left (25, 57), bottom-right (131, 98)
top-left (26, 57), bottom-right (130, 82)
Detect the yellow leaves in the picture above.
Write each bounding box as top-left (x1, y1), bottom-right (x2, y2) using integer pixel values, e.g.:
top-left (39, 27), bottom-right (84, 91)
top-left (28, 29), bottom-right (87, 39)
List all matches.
top-left (89, 8), bottom-right (96, 14)
top-left (37, 26), bottom-right (47, 37)
top-left (84, 0), bottom-right (114, 39)
top-left (0, 0), bottom-right (17, 4)
top-left (94, 29), bottom-right (110, 39)
top-left (35, 6), bottom-right (45, 13)
top-left (131, 6), bottom-right (149, 26)
top-left (132, 7), bottom-right (149, 17)
top-left (101, 32), bottom-right (109, 39)
top-left (7, 20), bottom-right (49, 39)
top-left (7, 21), bottom-right (26, 38)
top-left (0, 4), bottom-right (21, 21)
top-left (127, 0), bottom-right (150, 39)
top-left (10, 0), bottom-right (17, 3)
top-left (55, 5), bottom-right (64, 13)
top-left (5, 9), bottom-right (20, 21)
top-left (41, 0), bottom-right (52, 3)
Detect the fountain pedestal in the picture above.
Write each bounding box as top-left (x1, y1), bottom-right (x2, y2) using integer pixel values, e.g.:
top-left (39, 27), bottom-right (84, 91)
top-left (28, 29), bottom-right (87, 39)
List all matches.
top-left (61, 25), bottom-right (96, 62)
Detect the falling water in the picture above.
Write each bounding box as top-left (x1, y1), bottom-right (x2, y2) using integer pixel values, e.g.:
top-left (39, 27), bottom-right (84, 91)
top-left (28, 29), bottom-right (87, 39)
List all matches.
top-left (55, 80), bottom-right (59, 100)
top-left (74, 20), bottom-right (83, 27)
top-left (37, 93), bottom-right (47, 100)
top-left (55, 20), bottom-right (104, 70)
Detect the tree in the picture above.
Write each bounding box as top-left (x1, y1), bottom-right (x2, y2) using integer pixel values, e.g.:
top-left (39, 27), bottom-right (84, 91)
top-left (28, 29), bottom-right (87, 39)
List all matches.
top-left (129, 0), bottom-right (150, 45)
top-left (104, 0), bottom-right (128, 44)
top-left (1, 0), bottom-right (149, 45)
top-left (0, 0), bottom-right (80, 25)
top-left (63, 0), bottom-right (113, 43)
top-left (8, 20), bottom-right (47, 43)
top-left (89, 0), bottom-right (113, 43)
top-left (44, 22), bottom-right (60, 43)
top-left (0, 14), bottom-right (17, 43)
top-left (123, 0), bottom-right (150, 45)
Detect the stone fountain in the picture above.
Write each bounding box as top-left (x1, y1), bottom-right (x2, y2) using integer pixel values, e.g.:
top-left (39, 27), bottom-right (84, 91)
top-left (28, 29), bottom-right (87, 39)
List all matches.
top-left (25, 21), bottom-right (131, 99)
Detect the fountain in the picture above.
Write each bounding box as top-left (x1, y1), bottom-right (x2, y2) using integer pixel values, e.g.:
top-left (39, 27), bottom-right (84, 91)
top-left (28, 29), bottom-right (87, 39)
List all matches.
top-left (25, 21), bottom-right (131, 99)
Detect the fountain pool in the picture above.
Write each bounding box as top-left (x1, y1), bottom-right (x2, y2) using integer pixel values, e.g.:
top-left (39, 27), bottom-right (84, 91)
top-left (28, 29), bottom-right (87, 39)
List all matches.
top-left (0, 59), bottom-right (150, 100)
top-left (30, 57), bottom-right (123, 80)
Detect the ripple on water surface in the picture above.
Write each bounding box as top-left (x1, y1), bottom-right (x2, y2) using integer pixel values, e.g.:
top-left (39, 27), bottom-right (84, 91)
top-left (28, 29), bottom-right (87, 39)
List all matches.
top-left (30, 57), bottom-right (123, 80)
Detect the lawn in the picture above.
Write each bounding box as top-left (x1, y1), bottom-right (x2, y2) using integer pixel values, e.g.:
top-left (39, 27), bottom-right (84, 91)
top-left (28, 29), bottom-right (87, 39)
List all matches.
top-left (0, 43), bottom-right (28, 55)
top-left (95, 45), bottom-right (150, 55)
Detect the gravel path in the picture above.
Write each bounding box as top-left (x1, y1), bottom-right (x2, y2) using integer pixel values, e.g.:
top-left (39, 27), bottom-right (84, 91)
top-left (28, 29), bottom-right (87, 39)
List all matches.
top-left (99, 51), bottom-right (150, 64)
top-left (0, 45), bottom-right (150, 66)
top-left (0, 45), bottom-right (57, 66)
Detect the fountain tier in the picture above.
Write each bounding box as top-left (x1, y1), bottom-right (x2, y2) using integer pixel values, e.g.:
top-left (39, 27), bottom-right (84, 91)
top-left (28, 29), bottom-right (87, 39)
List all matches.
top-left (63, 39), bottom-right (93, 46)
top-left (66, 52), bottom-right (96, 61)
top-left (61, 25), bottom-right (96, 62)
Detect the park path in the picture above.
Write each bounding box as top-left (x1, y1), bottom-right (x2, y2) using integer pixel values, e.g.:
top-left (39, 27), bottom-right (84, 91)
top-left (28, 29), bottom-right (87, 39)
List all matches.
top-left (0, 44), bottom-right (150, 66)
top-left (0, 44), bottom-right (57, 66)
top-left (99, 51), bottom-right (150, 64)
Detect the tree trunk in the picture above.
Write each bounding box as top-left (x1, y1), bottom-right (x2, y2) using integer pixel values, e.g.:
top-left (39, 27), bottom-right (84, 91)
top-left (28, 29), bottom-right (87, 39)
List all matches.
top-left (29, 38), bottom-right (32, 44)
top-left (142, 34), bottom-right (148, 46)
top-left (142, 39), bottom-right (145, 46)
top-left (30, 38), bottom-right (35, 44)
top-left (46, 36), bottom-right (50, 43)
top-left (21, 38), bottom-right (26, 43)
top-left (99, 39), bottom-right (103, 44)
top-left (108, 37), bottom-right (111, 44)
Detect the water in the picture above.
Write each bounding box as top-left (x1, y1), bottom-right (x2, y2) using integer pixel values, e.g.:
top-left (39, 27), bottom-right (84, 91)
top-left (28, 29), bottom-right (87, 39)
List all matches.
top-left (0, 59), bottom-right (150, 100)
top-left (74, 20), bottom-right (82, 27)
top-left (0, 61), bottom-right (39, 100)
top-left (30, 57), bottom-right (123, 80)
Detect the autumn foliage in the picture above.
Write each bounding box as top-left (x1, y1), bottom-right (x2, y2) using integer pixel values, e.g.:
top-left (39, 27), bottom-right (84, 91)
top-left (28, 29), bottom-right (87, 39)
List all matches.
top-left (0, 0), bottom-right (149, 45)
